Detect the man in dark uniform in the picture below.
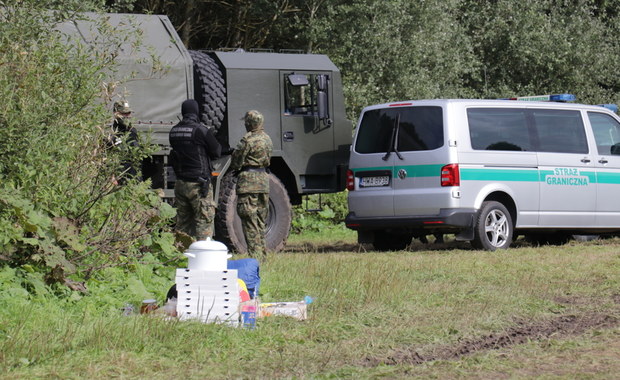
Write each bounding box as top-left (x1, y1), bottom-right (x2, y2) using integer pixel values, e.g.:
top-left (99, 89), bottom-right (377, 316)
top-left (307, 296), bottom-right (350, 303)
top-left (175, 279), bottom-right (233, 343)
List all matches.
top-left (230, 110), bottom-right (273, 258)
top-left (169, 99), bottom-right (222, 240)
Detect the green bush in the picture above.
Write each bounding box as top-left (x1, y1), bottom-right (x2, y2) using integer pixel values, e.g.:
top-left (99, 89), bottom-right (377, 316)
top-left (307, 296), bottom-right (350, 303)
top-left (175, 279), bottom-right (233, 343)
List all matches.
top-left (291, 191), bottom-right (348, 233)
top-left (0, 2), bottom-right (177, 291)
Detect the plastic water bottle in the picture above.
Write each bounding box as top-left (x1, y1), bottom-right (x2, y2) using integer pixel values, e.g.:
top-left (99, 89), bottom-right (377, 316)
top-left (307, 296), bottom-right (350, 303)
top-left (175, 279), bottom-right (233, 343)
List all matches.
top-left (241, 304), bottom-right (257, 329)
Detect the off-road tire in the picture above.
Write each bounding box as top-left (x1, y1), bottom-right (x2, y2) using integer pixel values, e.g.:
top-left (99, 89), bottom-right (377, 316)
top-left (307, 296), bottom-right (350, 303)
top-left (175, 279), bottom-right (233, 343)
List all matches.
top-left (215, 173), bottom-right (292, 254)
top-left (372, 230), bottom-right (412, 251)
top-left (188, 50), bottom-right (226, 132)
top-left (471, 201), bottom-right (513, 250)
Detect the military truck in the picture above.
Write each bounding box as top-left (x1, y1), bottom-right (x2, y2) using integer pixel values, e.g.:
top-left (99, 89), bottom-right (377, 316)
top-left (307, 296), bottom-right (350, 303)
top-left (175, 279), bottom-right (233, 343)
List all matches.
top-left (58, 13), bottom-right (351, 253)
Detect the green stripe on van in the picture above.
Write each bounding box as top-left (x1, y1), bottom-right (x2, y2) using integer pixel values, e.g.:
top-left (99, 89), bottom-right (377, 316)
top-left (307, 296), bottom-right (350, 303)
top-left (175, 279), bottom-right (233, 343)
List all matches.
top-left (393, 164), bottom-right (444, 177)
top-left (460, 168), bottom-right (540, 182)
top-left (597, 172), bottom-right (620, 184)
top-left (354, 165), bottom-right (612, 184)
top-left (462, 168), bottom-right (598, 183)
top-left (352, 164), bottom-right (443, 177)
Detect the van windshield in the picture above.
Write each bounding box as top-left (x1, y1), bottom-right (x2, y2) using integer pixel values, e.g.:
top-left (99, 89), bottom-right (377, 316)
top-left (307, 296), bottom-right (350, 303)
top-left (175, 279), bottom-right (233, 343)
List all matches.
top-left (355, 106), bottom-right (444, 154)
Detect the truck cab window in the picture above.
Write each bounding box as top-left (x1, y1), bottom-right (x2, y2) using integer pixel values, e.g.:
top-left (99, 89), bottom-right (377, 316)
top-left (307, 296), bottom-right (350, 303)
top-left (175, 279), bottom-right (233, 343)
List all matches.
top-left (284, 73), bottom-right (317, 116)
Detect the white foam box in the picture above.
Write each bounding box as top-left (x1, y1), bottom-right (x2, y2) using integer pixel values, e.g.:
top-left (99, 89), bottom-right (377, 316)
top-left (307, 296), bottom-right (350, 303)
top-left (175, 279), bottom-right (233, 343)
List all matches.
top-left (177, 303), bottom-right (236, 314)
top-left (178, 309), bottom-right (239, 325)
top-left (176, 270), bottom-right (238, 286)
top-left (177, 297), bottom-right (237, 308)
top-left (175, 268), bottom-right (237, 278)
top-left (177, 295), bottom-right (236, 304)
top-left (175, 268), bottom-right (240, 324)
top-left (177, 288), bottom-right (235, 298)
top-left (176, 284), bottom-right (236, 294)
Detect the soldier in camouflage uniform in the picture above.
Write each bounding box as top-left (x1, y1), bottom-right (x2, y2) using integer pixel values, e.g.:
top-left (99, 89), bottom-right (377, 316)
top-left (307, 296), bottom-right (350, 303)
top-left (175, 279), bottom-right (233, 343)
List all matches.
top-left (169, 99), bottom-right (222, 240)
top-left (230, 110), bottom-right (273, 258)
top-left (110, 100), bottom-right (140, 183)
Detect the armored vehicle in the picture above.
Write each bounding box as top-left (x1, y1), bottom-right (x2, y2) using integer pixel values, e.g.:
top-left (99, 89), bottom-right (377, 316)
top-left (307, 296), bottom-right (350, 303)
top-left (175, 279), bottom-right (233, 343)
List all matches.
top-left (58, 13), bottom-right (351, 252)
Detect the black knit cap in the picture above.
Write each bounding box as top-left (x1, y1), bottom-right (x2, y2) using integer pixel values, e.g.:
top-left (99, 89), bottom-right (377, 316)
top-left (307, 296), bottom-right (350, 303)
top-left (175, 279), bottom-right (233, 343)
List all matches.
top-left (181, 99), bottom-right (199, 117)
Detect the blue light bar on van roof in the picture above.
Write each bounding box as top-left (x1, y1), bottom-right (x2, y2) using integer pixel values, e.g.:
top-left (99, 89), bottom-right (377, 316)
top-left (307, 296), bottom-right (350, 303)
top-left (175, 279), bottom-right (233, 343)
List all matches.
top-left (598, 104), bottom-right (619, 113)
top-left (503, 94), bottom-right (576, 102)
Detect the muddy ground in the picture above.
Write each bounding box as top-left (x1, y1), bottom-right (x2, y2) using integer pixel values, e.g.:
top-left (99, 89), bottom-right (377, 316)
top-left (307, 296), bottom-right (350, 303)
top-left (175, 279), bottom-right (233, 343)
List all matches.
top-left (285, 237), bottom-right (620, 370)
top-left (365, 294), bottom-right (620, 367)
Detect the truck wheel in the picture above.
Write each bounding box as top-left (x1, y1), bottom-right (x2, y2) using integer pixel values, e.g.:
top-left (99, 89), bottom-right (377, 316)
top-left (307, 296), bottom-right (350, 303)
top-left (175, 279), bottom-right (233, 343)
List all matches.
top-left (215, 173), bottom-right (292, 254)
top-left (372, 231), bottom-right (411, 251)
top-left (471, 201), bottom-right (513, 250)
top-left (188, 50), bottom-right (226, 133)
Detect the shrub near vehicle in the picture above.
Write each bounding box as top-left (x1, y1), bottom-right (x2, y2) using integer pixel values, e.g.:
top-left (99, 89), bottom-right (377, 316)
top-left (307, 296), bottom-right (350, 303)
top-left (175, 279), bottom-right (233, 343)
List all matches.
top-left (345, 95), bottom-right (620, 250)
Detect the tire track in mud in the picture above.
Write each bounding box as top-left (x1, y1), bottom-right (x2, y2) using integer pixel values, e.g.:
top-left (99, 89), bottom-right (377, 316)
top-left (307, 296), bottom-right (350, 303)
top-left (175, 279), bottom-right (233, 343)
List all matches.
top-left (365, 295), bottom-right (620, 367)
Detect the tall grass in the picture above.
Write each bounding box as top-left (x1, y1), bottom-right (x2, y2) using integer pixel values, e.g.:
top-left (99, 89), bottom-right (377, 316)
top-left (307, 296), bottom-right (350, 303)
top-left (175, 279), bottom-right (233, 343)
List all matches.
top-left (1, 238), bottom-right (620, 378)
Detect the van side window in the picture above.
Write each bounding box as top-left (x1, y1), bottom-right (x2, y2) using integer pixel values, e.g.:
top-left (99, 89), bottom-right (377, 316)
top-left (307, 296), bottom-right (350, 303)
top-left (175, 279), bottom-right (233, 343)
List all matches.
top-left (533, 109), bottom-right (588, 154)
top-left (588, 112), bottom-right (620, 155)
top-left (468, 109), bottom-right (530, 151)
top-left (355, 107), bottom-right (443, 154)
top-left (468, 108), bottom-right (587, 153)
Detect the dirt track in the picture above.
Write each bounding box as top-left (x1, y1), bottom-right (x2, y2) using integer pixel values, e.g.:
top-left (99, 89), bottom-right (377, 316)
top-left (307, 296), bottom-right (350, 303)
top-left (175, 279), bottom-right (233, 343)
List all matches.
top-left (364, 294), bottom-right (620, 367)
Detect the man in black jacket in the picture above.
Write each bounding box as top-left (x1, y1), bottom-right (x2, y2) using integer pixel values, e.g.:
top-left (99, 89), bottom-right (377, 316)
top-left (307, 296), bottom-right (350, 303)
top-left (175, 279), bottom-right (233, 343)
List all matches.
top-left (169, 99), bottom-right (222, 240)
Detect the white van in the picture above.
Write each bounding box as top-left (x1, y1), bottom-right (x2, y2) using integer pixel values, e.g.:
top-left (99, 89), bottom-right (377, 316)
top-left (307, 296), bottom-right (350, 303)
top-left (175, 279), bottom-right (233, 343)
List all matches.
top-left (345, 96), bottom-right (620, 250)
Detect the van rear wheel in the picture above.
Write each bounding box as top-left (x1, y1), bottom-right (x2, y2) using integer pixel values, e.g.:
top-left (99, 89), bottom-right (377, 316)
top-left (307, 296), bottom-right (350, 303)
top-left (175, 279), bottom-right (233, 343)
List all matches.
top-left (471, 201), bottom-right (513, 250)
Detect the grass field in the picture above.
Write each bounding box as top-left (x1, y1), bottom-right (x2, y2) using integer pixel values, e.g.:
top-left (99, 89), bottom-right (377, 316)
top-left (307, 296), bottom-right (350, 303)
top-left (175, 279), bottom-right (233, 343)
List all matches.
top-left (1, 232), bottom-right (619, 379)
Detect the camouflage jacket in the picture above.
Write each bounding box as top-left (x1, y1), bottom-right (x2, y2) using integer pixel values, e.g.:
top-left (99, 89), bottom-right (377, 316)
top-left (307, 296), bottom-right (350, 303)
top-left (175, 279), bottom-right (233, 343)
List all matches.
top-left (230, 129), bottom-right (273, 194)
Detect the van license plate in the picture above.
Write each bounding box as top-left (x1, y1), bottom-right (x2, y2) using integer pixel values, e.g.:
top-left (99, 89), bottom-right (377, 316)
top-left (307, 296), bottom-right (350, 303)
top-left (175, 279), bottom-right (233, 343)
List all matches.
top-left (360, 176), bottom-right (389, 187)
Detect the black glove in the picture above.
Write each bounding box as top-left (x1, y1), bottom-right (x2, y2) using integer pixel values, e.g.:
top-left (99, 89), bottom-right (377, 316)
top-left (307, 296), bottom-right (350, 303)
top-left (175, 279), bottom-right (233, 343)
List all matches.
top-left (222, 148), bottom-right (235, 155)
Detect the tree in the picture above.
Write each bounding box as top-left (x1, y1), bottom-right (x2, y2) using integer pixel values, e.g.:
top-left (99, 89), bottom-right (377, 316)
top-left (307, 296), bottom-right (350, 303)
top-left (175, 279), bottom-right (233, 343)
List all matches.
top-left (306, 0), bottom-right (479, 118)
top-left (459, 0), bottom-right (620, 104)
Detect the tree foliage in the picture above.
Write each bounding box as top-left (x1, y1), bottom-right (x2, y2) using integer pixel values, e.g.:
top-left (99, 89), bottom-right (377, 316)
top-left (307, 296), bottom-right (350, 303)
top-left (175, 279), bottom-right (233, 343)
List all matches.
top-left (107, 0), bottom-right (620, 119)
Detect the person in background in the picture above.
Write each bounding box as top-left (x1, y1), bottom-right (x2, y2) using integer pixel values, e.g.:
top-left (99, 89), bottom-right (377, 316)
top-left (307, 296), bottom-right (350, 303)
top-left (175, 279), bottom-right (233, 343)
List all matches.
top-left (230, 110), bottom-right (273, 259)
top-left (169, 99), bottom-right (221, 240)
top-left (111, 100), bottom-right (139, 183)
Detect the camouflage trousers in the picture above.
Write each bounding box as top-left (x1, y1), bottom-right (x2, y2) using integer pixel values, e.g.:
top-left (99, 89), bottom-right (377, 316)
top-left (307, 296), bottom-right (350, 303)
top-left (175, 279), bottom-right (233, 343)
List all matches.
top-left (174, 179), bottom-right (216, 241)
top-left (237, 193), bottom-right (269, 258)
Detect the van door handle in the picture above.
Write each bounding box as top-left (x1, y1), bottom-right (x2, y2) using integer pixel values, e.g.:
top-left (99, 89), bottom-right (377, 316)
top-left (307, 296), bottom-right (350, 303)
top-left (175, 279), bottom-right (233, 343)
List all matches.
top-left (599, 158), bottom-right (608, 164)
top-left (580, 157), bottom-right (591, 163)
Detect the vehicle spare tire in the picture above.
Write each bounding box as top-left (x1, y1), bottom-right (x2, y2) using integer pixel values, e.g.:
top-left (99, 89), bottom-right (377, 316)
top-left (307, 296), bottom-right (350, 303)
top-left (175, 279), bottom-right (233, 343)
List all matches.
top-left (188, 50), bottom-right (226, 133)
top-left (215, 172), bottom-right (292, 254)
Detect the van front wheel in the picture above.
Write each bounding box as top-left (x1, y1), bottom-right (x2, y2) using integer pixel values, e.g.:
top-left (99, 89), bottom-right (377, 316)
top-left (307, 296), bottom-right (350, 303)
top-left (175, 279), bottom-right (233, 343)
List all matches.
top-left (471, 201), bottom-right (513, 250)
